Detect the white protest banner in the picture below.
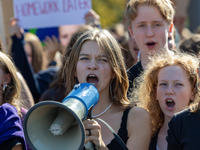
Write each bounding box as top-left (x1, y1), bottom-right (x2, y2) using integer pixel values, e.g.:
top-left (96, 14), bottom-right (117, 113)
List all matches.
top-left (13, 0), bottom-right (91, 29)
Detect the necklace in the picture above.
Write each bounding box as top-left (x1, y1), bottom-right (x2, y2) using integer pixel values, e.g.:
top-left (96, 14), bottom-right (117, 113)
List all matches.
top-left (92, 102), bottom-right (113, 118)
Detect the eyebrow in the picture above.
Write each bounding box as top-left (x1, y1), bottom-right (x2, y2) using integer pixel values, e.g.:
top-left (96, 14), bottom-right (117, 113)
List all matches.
top-left (79, 53), bottom-right (107, 57)
top-left (136, 20), bottom-right (164, 24)
top-left (153, 21), bottom-right (164, 23)
top-left (158, 79), bottom-right (184, 82)
top-left (79, 53), bottom-right (88, 56)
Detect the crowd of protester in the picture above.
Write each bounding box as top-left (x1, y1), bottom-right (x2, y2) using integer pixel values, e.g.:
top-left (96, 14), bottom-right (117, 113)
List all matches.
top-left (1, 0), bottom-right (200, 149)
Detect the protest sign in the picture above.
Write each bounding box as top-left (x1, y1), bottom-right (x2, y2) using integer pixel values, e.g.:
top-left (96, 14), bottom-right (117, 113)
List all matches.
top-left (13, 0), bottom-right (91, 29)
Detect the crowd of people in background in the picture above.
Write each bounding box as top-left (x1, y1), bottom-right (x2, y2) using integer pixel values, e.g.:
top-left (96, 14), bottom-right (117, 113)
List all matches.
top-left (1, 0), bottom-right (200, 149)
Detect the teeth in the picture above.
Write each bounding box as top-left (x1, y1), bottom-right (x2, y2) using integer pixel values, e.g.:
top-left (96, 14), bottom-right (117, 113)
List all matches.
top-left (89, 75), bottom-right (96, 77)
top-left (167, 100), bottom-right (173, 102)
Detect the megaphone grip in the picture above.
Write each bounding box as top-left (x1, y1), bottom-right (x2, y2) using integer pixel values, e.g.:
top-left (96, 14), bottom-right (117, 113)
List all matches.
top-left (85, 141), bottom-right (96, 150)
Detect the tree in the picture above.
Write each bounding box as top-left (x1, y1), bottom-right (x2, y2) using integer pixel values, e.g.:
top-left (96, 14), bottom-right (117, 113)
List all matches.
top-left (92, 0), bottom-right (127, 28)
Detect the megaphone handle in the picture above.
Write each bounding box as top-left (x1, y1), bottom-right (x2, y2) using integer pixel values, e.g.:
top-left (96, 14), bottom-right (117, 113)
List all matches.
top-left (85, 141), bottom-right (97, 150)
top-left (86, 106), bottom-right (93, 119)
top-left (85, 106), bottom-right (97, 150)
top-left (96, 118), bottom-right (129, 150)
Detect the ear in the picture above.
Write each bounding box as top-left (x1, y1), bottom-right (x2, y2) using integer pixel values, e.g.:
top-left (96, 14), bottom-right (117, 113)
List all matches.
top-left (74, 70), bottom-right (77, 77)
top-left (128, 27), bottom-right (135, 40)
top-left (3, 73), bottom-right (11, 85)
top-left (190, 90), bottom-right (196, 101)
top-left (111, 71), bottom-right (116, 80)
top-left (168, 22), bottom-right (173, 36)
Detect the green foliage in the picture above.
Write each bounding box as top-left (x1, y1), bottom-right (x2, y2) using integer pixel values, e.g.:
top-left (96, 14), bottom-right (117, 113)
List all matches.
top-left (28, 28), bottom-right (37, 34)
top-left (92, 0), bottom-right (126, 29)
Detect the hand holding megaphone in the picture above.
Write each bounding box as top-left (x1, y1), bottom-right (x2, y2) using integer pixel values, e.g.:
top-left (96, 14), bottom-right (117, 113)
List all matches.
top-left (84, 119), bottom-right (106, 150)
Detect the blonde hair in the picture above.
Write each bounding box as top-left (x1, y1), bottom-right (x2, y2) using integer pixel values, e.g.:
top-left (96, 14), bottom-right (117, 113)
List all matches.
top-left (62, 29), bottom-right (132, 108)
top-left (24, 32), bottom-right (44, 73)
top-left (126, 0), bottom-right (175, 29)
top-left (0, 52), bottom-right (21, 116)
top-left (132, 51), bottom-right (199, 136)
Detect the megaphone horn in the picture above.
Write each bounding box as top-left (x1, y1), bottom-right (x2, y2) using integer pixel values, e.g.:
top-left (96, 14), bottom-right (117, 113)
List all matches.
top-left (23, 83), bottom-right (99, 150)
